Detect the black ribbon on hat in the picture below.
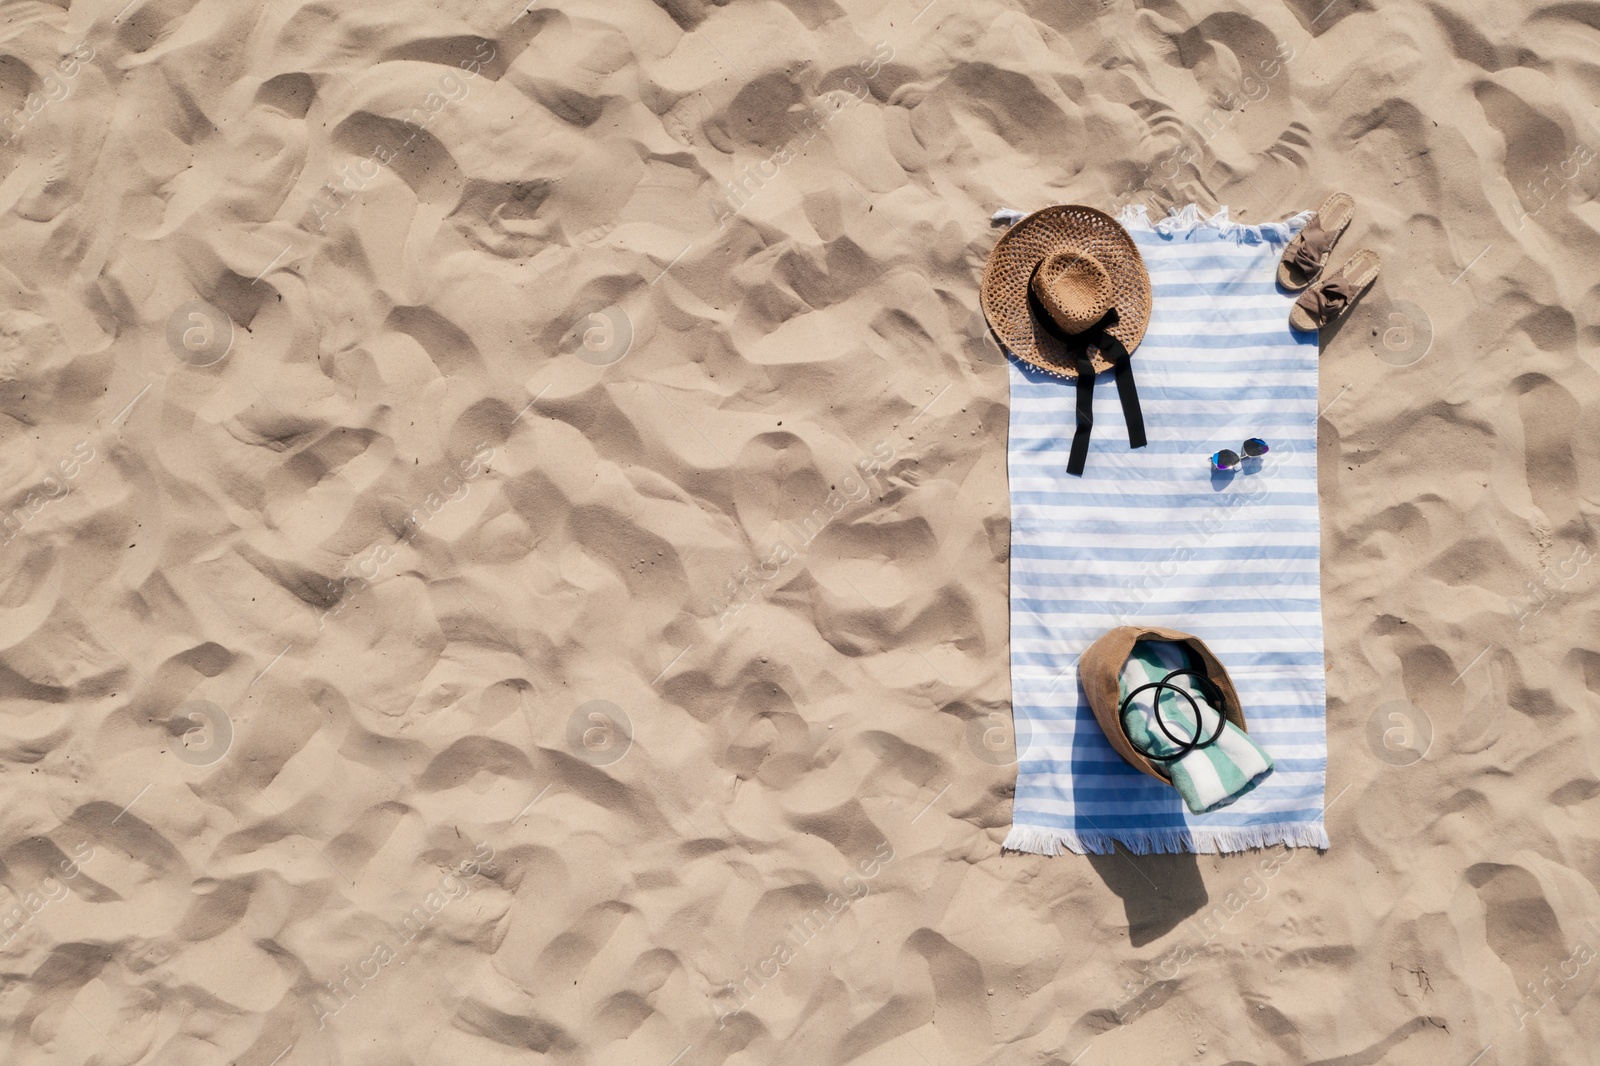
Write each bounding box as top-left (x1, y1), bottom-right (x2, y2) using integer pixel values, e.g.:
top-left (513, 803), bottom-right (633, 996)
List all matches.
top-left (1054, 307), bottom-right (1148, 476)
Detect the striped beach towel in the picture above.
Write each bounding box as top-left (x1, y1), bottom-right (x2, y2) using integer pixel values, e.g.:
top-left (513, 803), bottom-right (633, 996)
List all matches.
top-left (1004, 204), bottom-right (1329, 856)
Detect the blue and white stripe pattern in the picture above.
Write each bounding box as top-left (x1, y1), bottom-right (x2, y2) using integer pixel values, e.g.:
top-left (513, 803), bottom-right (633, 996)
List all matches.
top-left (1004, 204), bottom-right (1330, 856)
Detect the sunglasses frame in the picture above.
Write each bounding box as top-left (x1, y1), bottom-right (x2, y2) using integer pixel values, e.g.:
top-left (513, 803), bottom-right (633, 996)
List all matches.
top-left (1210, 437), bottom-right (1270, 471)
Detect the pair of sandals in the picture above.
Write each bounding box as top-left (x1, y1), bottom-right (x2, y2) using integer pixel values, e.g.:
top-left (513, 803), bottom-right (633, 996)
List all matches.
top-left (1279, 193), bottom-right (1380, 332)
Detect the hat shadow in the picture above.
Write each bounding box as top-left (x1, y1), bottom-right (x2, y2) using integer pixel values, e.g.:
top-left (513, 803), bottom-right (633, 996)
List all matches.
top-left (1085, 847), bottom-right (1209, 947)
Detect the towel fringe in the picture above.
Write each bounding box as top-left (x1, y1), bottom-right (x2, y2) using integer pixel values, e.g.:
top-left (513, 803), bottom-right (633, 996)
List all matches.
top-left (1114, 203), bottom-right (1314, 244)
top-left (1003, 822), bottom-right (1329, 857)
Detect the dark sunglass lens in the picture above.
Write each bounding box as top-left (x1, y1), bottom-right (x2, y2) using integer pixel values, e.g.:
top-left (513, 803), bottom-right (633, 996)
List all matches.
top-left (1242, 438), bottom-right (1269, 458)
top-left (1211, 449), bottom-right (1241, 470)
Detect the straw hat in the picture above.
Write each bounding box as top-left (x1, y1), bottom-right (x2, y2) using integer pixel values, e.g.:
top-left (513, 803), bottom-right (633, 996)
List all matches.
top-left (980, 205), bottom-right (1152, 378)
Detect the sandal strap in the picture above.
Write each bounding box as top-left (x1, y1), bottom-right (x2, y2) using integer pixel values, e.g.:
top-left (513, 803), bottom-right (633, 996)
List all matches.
top-left (1295, 275), bottom-right (1360, 327)
top-left (1286, 217), bottom-right (1339, 275)
top-left (1063, 309), bottom-right (1148, 476)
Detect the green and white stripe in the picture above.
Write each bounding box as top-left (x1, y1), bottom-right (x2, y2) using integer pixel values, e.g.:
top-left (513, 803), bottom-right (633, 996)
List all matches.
top-left (1117, 640), bottom-right (1274, 815)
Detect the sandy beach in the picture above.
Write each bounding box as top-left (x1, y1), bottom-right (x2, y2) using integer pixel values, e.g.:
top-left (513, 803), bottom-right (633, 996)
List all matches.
top-left (2, 1), bottom-right (1598, 1063)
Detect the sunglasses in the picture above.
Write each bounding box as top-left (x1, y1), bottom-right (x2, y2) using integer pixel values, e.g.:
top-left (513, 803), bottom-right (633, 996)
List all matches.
top-left (1210, 438), bottom-right (1269, 471)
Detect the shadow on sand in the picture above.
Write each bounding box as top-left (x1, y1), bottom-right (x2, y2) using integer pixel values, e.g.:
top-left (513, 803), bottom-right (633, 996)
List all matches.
top-left (1085, 846), bottom-right (1209, 946)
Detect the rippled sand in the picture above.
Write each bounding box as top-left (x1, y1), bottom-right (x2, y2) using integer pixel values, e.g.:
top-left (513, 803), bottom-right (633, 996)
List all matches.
top-left (1, 1), bottom-right (1597, 1063)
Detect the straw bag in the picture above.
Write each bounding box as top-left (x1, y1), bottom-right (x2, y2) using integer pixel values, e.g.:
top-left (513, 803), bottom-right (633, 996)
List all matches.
top-left (1079, 626), bottom-right (1248, 782)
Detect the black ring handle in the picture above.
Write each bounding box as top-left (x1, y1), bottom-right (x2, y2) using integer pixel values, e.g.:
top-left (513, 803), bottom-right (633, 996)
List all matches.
top-left (1117, 669), bottom-right (1227, 762)
top-left (1119, 680), bottom-right (1202, 761)
top-left (1159, 670), bottom-right (1228, 751)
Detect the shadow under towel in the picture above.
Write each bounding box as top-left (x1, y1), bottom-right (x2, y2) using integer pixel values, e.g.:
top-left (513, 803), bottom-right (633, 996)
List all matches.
top-left (1003, 205), bottom-right (1330, 856)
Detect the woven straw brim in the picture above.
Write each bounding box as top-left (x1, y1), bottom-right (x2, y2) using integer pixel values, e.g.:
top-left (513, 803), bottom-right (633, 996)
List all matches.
top-left (1078, 626), bottom-right (1248, 783)
top-left (980, 206), bottom-right (1152, 379)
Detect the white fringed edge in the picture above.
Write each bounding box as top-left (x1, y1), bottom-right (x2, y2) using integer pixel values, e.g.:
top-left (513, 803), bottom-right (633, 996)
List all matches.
top-left (1003, 821), bottom-right (1329, 857)
top-left (1115, 203), bottom-right (1314, 245)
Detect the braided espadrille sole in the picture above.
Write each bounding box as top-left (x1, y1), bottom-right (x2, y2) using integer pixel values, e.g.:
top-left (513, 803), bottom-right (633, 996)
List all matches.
top-left (1278, 192), bottom-right (1355, 292)
top-left (1289, 248), bottom-right (1381, 332)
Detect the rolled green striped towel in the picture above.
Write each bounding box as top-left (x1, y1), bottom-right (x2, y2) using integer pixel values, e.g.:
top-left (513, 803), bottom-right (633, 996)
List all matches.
top-left (1116, 640), bottom-right (1274, 815)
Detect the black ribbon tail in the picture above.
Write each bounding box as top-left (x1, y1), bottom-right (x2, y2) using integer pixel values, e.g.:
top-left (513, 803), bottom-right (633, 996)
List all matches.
top-left (1058, 307), bottom-right (1145, 475)
top-left (1113, 356), bottom-right (1147, 450)
top-left (1067, 353), bottom-right (1096, 477)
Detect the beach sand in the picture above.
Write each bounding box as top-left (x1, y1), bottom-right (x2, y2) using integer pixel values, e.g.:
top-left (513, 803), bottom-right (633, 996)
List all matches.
top-left (1, 1), bottom-right (1597, 1063)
